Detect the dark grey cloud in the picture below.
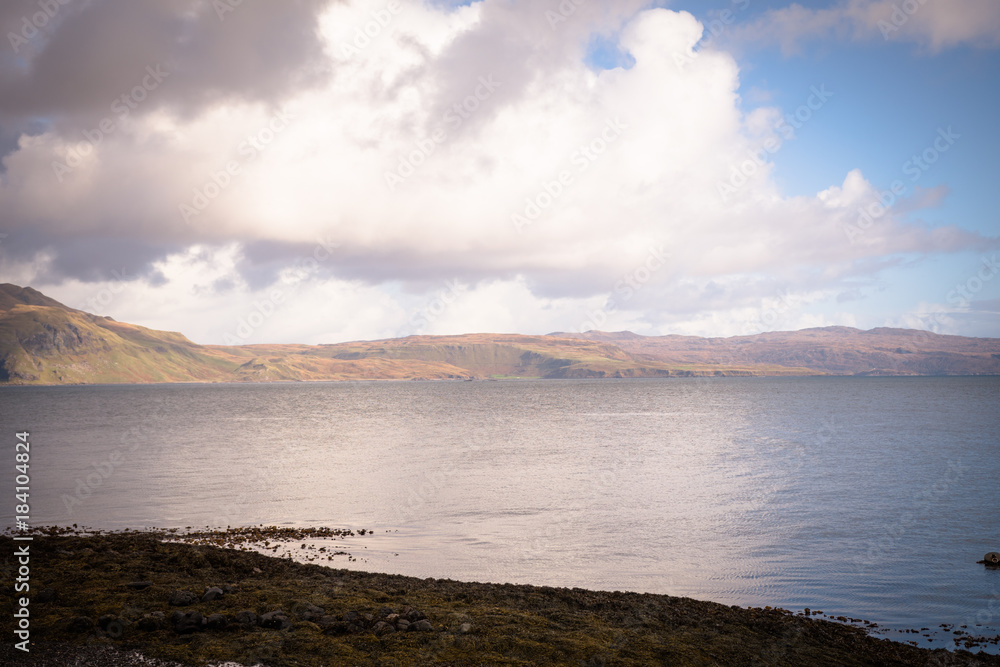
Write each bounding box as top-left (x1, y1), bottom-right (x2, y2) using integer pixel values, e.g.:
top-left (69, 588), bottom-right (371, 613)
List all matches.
top-left (2, 226), bottom-right (180, 284)
top-left (0, 0), bottom-right (335, 150)
top-left (236, 238), bottom-right (523, 292)
top-left (0, 0), bottom-right (337, 281)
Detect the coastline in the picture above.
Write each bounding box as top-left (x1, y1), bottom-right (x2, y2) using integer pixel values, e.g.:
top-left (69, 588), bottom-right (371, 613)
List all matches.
top-left (2, 531), bottom-right (998, 666)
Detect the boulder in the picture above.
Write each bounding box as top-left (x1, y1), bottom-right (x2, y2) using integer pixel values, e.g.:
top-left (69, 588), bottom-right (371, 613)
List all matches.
top-left (206, 613), bottom-right (228, 630)
top-left (202, 586), bottom-right (225, 602)
top-left (410, 619), bottom-right (433, 632)
top-left (260, 610), bottom-right (292, 630)
top-left (293, 602), bottom-right (325, 621)
top-left (373, 620), bottom-right (395, 636)
top-left (175, 611), bottom-right (206, 634)
top-left (137, 614), bottom-right (164, 632)
top-left (234, 610), bottom-right (258, 627)
top-left (169, 589), bottom-right (198, 606)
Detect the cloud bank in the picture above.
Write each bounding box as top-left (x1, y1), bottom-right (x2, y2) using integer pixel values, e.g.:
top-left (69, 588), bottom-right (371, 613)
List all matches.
top-left (0, 0), bottom-right (995, 343)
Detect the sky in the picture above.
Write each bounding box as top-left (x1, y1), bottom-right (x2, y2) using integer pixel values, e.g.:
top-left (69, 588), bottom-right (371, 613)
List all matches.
top-left (0, 0), bottom-right (998, 345)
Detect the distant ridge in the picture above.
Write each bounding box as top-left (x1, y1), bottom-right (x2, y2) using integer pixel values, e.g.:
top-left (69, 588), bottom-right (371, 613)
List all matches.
top-left (552, 327), bottom-right (1000, 376)
top-left (1, 283), bottom-right (998, 384)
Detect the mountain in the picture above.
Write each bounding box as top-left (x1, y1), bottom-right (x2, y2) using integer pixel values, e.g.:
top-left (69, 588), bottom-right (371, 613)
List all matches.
top-left (551, 326), bottom-right (1000, 376)
top-left (1, 283), bottom-right (997, 385)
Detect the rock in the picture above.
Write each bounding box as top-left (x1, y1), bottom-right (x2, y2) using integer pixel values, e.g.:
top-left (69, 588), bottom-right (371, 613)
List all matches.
top-left (396, 619), bottom-right (410, 632)
top-left (410, 619), bottom-right (433, 632)
top-left (169, 589), bottom-right (198, 606)
top-left (202, 586), bottom-right (225, 602)
top-left (293, 602), bottom-right (326, 621)
top-left (234, 610), bottom-right (258, 627)
top-left (169, 610), bottom-right (185, 625)
top-left (36, 588), bottom-right (57, 603)
top-left (343, 610), bottom-right (362, 624)
top-left (68, 616), bottom-right (94, 633)
top-left (175, 611), bottom-right (206, 634)
top-left (105, 620), bottom-right (125, 639)
top-left (260, 610), bottom-right (292, 630)
top-left (378, 606), bottom-right (394, 618)
top-left (98, 615), bottom-right (117, 630)
top-left (322, 621), bottom-right (349, 635)
top-left (137, 614), bottom-right (164, 632)
top-left (126, 581), bottom-right (153, 590)
top-left (206, 613), bottom-right (228, 630)
top-left (459, 622), bottom-right (473, 634)
top-left (373, 620), bottom-right (395, 636)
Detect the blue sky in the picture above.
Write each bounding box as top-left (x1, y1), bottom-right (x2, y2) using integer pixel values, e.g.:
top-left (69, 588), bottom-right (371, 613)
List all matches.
top-left (0, 0), bottom-right (998, 342)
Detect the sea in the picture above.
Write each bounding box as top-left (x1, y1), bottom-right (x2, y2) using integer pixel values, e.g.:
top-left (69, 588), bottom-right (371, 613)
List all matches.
top-left (2, 376), bottom-right (998, 653)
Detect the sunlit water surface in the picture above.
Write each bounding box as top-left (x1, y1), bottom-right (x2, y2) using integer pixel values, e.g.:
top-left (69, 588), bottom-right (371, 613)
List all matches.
top-left (2, 377), bottom-right (998, 652)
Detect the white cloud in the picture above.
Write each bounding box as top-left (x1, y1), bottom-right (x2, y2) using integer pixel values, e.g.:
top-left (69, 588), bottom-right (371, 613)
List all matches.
top-left (2, 3), bottom-right (996, 343)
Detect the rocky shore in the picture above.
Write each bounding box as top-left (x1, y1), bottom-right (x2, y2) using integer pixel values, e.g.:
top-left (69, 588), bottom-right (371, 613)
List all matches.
top-left (2, 530), bottom-right (998, 666)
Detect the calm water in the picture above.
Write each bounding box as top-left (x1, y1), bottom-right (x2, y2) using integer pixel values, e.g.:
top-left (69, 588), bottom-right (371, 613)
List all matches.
top-left (2, 377), bottom-right (998, 652)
